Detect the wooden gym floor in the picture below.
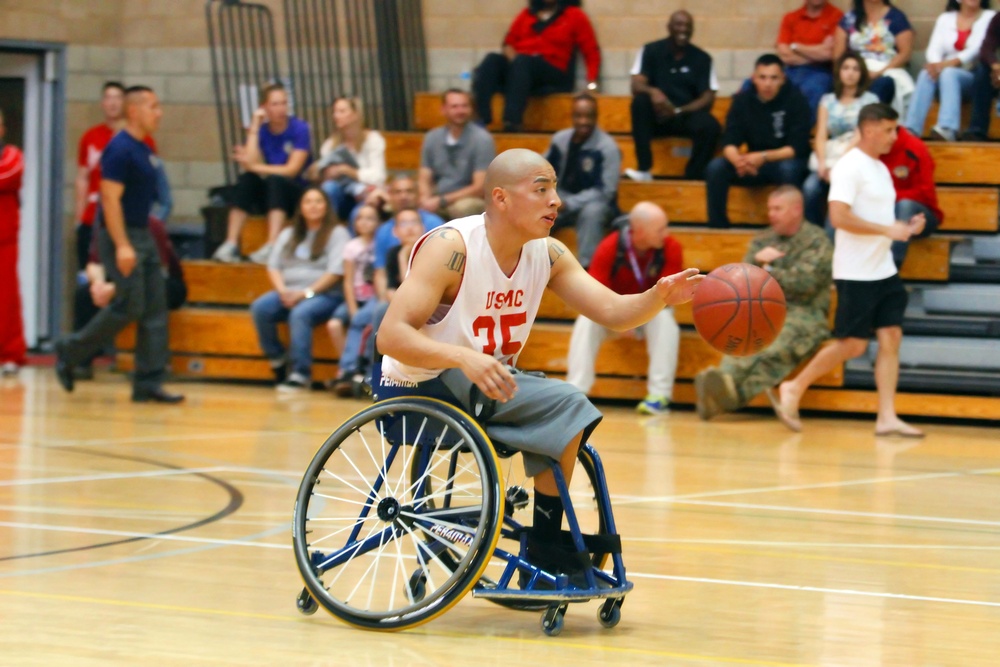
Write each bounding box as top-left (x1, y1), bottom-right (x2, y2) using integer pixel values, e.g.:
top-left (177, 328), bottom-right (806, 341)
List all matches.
top-left (1, 367), bottom-right (998, 666)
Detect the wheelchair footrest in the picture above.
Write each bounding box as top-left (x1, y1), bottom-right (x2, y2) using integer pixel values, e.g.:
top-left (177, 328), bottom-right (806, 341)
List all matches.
top-left (524, 529), bottom-right (622, 574)
top-left (472, 581), bottom-right (633, 602)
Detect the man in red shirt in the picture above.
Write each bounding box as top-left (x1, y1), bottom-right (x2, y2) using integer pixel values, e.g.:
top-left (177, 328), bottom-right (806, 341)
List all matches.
top-left (75, 81), bottom-right (126, 270)
top-left (0, 109), bottom-right (26, 375)
top-left (472, 0), bottom-right (601, 132)
top-left (775, 0), bottom-right (844, 118)
top-left (565, 201), bottom-right (683, 415)
top-left (880, 126), bottom-right (943, 267)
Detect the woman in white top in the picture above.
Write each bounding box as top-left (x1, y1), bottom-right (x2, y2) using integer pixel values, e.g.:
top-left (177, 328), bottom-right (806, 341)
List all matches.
top-left (904, 0), bottom-right (995, 141)
top-left (310, 96), bottom-right (387, 221)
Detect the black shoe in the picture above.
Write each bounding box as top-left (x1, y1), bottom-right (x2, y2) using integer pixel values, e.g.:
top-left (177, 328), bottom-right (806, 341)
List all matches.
top-left (132, 387), bottom-right (185, 404)
top-left (271, 363), bottom-right (287, 385)
top-left (54, 340), bottom-right (74, 393)
top-left (959, 130), bottom-right (988, 142)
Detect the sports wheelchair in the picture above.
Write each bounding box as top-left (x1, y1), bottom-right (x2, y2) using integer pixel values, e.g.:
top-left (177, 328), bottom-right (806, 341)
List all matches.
top-left (292, 388), bottom-right (632, 636)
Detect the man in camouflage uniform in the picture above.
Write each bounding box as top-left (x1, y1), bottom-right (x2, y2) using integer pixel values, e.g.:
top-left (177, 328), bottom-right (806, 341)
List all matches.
top-left (695, 185), bottom-right (832, 422)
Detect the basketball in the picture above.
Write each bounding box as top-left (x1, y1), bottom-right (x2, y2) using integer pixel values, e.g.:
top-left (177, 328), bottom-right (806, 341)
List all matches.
top-left (692, 263), bottom-right (786, 356)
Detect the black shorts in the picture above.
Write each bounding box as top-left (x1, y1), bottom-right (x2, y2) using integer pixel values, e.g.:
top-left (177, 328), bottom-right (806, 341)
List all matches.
top-left (833, 274), bottom-right (908, 339)
top-left (232, 172), bottom-right (303, 217)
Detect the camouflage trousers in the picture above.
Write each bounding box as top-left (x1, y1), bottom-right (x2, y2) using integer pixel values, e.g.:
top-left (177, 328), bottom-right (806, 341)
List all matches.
top-left (719, 311), bottom-right (829, 407)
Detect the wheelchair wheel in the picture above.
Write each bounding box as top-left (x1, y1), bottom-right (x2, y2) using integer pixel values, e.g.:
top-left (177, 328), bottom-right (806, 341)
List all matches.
top-left (292, 397), bottom-right (505, 630)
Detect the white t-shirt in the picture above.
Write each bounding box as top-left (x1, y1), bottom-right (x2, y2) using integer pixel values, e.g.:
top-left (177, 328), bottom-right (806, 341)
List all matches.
top-left (827, 147), bottom-right (898, 281)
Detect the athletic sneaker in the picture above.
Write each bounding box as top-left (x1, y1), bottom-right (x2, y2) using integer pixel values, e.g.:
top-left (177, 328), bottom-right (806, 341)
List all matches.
top-left (623, 168), bottom-right (653, 182)
top-left (247, 243), bottom-right (273, 265)
top-left (930, 125), bottom-right (956, 142)
top-left (636, 394), bottom-right (670, 415)
top-left (277, 372), bottom-right (309, 393)
top-left (1, 362), bottom-right (18, 376)
top-left (212, 241), bottom-right (241, 263)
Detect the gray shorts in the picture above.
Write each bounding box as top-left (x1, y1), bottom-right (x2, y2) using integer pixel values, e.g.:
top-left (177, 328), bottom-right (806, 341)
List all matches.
top-left (376, 367), bottom-right (603, 477)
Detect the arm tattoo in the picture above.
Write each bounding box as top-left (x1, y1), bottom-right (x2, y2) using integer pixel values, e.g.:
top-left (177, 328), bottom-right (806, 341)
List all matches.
top-left (547, 240), bottom-right (566, 267)
top-left (446, 251), bottom-right (466, 273)
top-left (424, 227), bottom-right (454, 242)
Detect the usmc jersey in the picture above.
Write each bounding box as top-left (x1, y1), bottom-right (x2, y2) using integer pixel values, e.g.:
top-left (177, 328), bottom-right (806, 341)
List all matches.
top-left (382, 214), bottom-right (551, 384)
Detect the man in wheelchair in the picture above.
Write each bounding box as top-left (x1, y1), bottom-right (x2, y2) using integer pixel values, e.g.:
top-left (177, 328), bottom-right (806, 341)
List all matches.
top-left (375, 148), bottom-right (703, 576)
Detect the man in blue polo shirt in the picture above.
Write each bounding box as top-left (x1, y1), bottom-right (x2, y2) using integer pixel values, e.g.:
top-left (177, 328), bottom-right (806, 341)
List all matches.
top-left (213, 83), bottom-right (311, 263)
top-left (55, 86), bottom-right (183, 403)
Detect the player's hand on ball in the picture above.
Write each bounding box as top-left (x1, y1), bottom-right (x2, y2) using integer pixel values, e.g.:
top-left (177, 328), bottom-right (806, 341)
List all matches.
top-left (654, 268), bottom-right (704, 306)
top-left (460, 350), bottom-right (517, 403)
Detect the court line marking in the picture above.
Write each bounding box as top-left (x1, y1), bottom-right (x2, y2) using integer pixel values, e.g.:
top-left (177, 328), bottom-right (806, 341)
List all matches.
top-left (0, 521), bottom-right (289, 550)
top-left (672, 499), bottom-right (1000, 528)
top-left (0, 467), bottom-right (230, 487)
top-left (626, 538), bottom-right (1000, 550)
top-left (0, 589), bottom-right (810, 666)
top-left (630, 572), bottom-right (1000, 608)
top-left (612, 466), bottom-right (1000, 505)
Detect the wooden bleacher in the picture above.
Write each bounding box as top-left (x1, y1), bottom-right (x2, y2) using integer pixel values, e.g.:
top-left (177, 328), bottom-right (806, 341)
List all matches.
top-left (388, 128), bottom-right (1000, 189)
top-left (114, 92), bottom-right (1000, 420)
top-left (414, 91), bottom-right (1000, 143)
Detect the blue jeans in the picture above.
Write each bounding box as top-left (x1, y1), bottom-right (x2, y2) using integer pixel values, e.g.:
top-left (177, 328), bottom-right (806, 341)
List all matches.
top-left (801, 172), bottom-right (830, 228)
top-left (337, 298), bottom-right (381, 375)
top-left (705, 156), bottom-right (808, 227)
top-left (869, 76), bottom-right (896, 105)
top-left (321, 180), bottom-right (360, 223)
top-left (967, 62), bottom-right (999, 136)
top-left (892, 199), bottom-right (941, 268)
top-left (250, 290), bottom-right (341, 378)
top-left (786, 65), bottom-right (833, 124)
top-left (904, 67), bottom-right (974, 135)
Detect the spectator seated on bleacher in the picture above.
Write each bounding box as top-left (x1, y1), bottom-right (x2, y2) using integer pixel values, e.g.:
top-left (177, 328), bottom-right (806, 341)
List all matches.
top-left (418, 89), bottom-right (496, 221)
top-left (705, 54), bottom-right (811, 228)
top-left (473, 0), bottom-right (601, 132)
top-left (543, 92), bottom-right (619, 268)
top-left (308, 96), bottom-right (386, 223)
top-left (624, 10), bottom-right (721, 182)
top-left (695, 186), bottom-right (833, 422)
top-left (370, 174), bottom-right (444, 274)
top-left (833, 0), bottom-right (914, 112)
top-left (904, 0), bottom-right (995, 142)
top-left (330, 208), bottom-right (425, 397)
top-left (961, 10), bottom-right (1000, 140)
top-left (774, 0), bottom-right (844, 120)
top-left (880, 126), bottom-right (943, 267)
top-left (566, 202), bottom-right (682, 416)
top-left (213, 83), bottom-right (311, 265)
top-left (327, 204), bottom-right (377, 396)
top-left (250, 187), bottom-right (349, 392)
top-left (803, 53), bottom-right (879, 226)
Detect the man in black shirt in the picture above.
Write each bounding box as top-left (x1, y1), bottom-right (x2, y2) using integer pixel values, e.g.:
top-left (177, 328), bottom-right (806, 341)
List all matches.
top-left (705, 54), bottom-right (810, 228)
top-left (625, 11), bottom-right (721, 181)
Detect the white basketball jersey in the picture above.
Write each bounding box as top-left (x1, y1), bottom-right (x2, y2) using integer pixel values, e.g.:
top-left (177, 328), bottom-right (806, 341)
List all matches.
top-left (382, 214), bottom-right (551, 383)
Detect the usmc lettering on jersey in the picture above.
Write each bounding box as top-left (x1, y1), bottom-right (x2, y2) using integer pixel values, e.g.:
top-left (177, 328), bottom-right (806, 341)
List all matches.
top-left (485, 289), bottom-right (524, 310)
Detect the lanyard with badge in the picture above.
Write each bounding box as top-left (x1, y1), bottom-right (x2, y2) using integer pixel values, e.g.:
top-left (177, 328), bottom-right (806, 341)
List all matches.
top-left (620, 226), bottom-right (654, 290)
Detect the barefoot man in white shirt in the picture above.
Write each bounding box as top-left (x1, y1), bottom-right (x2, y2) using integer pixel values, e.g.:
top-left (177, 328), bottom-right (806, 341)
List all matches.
top-left (777, 103), bottom-right (925, 437)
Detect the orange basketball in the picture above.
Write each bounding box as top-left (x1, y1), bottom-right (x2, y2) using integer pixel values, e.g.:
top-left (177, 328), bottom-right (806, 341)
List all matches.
top-left (692, 263), bottom-right (786, 356)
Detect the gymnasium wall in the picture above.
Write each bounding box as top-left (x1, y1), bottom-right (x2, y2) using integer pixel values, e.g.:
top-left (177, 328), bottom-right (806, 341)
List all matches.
top-left (0, 0), bottom-right (952, 223)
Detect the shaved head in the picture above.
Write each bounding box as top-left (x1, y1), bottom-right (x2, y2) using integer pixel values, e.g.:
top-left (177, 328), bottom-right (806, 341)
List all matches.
top-left (628, 201), bottom-right (669, 251)
top-left (485, 148), bottom-right (554, 193)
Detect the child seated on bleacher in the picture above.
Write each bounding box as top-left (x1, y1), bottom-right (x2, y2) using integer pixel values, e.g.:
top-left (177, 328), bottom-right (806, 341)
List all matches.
top-left (327, 205), bottom-right (378, 396)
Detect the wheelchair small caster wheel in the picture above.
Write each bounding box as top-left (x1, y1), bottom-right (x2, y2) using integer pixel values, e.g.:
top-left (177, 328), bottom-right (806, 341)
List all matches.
top-left (407, 572), bottom-right (427, 602)
top-left (296, 588), bottom-right (318, 615)
top-left (541, 604), bottom-right (566, 636)
top-left (597, 599), bottom-right (621, 628)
